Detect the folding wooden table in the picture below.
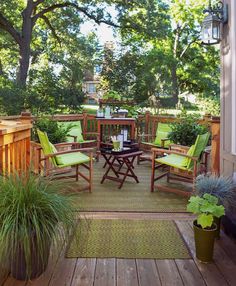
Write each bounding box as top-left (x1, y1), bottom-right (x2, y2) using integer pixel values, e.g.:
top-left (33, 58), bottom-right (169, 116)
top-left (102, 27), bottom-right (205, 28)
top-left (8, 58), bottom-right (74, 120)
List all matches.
top-left (100, 148), bottom-right (143, 189)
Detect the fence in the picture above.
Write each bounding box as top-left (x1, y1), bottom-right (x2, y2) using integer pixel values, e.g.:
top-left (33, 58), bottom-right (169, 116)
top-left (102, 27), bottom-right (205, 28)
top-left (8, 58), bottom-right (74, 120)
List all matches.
top-left (0, 111), bottom-right (220, 175)
top-left (0, 118), bottom-right (32, 175)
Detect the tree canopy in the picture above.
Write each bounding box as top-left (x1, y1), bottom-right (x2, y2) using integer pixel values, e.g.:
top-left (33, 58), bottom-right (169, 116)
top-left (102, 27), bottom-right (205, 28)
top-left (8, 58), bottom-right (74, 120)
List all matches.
top-left (0, 0), bottom-right (220, 114)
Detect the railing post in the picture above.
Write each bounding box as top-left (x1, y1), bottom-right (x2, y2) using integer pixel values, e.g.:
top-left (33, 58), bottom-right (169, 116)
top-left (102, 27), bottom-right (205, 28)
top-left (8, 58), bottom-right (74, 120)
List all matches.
top-left (210, 117), bottom-right (220, 175)
top-left (20, 111), bottom-right (33, 124)
top-left (145, 111), bottom-right (151, 135)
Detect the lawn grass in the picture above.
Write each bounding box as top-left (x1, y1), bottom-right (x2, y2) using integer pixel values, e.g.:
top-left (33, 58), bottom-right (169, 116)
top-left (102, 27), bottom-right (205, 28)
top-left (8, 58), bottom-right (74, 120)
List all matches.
top-left (82, 104), bottom-right (204, 116)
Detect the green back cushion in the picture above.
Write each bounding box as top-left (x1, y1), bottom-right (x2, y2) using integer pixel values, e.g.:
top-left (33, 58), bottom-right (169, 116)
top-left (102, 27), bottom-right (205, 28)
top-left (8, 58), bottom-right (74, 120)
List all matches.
top-left (182, 132), bottom-right (210, 169)
top-left (37, 130), bottom-right (57, 166)
top-left (58, 121), bottom-right (84, 143)
top-left (181, 145), bottom-right (195, 168)
top-left (154, 123), bottom-right (172, 147)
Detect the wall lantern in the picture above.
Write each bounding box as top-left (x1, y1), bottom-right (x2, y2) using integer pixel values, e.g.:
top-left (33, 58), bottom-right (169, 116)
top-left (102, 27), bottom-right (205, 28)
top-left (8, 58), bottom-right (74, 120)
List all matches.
top-left (201, 1), bottom-right (228, 45)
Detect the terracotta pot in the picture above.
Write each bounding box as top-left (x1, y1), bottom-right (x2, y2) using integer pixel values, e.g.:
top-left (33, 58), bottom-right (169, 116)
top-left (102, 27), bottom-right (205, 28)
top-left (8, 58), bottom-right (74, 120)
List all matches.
top-left (193, 220), bottom-right (217, 263)
top-left (11, 232), bottom-right (51, 280)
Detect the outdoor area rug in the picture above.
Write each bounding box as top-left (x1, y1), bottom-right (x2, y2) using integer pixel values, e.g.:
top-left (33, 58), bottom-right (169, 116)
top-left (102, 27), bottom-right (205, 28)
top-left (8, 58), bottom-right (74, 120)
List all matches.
top-left (66, 219), bottom-right (191, 259)
top-left (71, 160), bottom-right (189, 212)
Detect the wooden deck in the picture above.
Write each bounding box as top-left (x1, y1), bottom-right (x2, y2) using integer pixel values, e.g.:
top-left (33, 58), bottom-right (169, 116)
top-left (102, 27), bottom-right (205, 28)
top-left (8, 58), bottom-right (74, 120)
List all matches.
top-left (0, 152), bottom-right (233, 286)
top-left (2, 211), bottom-right (236, 286)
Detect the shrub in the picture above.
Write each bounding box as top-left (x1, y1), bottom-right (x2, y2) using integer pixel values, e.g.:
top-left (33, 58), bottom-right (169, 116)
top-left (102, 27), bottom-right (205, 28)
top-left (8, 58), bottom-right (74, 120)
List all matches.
top-left (168, 112), bottom-right (208, 146)
top-left (32, 117), bottom-right (73, 144)
top-left (103, 90), bottom-right (121, 100)
top-left (196, 96), bottom-right (220, 116)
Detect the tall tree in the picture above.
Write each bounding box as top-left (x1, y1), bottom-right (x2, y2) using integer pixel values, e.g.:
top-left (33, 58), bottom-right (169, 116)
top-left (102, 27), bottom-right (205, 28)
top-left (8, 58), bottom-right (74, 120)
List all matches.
top-left (0, 0), bottom-right (116, 86)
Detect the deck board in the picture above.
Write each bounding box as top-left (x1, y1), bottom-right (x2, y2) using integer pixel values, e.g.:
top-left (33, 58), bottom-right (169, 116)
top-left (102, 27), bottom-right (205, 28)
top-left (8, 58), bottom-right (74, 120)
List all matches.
top-left (155, 260), bottom-right (184, 286)
top-left (48, 250), bottom-right (77, 286)
top-left (70, 259), bottom-right (96, 286)
top-left (117, 259), bottom-right (138, 286)
top-left (136, 259), bottom-right (161, 286)
top-left (175, 259), bottom-right (206, 286)
top-left (94, 259), bottom-right (116, 286)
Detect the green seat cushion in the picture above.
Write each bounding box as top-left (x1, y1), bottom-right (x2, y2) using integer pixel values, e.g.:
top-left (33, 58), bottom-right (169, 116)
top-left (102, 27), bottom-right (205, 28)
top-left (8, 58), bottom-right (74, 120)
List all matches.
top-left (156, 154), bottom-right (188, 170)
top-left (56, 152), bottom-right (90, 167)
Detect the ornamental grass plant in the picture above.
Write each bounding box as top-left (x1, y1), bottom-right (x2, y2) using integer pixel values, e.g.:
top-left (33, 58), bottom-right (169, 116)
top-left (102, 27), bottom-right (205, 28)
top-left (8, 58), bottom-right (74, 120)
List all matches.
top-left (0, 172), bottom-right (76, 280)
top-left (194, 174), bottom-right (236, 210)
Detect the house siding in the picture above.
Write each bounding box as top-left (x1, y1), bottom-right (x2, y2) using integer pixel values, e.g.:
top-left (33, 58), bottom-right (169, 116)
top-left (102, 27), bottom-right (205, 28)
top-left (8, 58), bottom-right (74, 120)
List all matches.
top-left (221, 0), bottom-right (236, 176)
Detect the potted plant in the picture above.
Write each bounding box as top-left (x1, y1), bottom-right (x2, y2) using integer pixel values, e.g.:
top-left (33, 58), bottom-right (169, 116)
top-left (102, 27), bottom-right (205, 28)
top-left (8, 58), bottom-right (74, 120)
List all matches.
top-left (0, 172), bottom-right (75, 280)
top-left (194, 175), bottom-right (235, 238)
top-left (168, 111), bottom-right (208, 146)
top-left (187, 193), bottom-right (225, 263)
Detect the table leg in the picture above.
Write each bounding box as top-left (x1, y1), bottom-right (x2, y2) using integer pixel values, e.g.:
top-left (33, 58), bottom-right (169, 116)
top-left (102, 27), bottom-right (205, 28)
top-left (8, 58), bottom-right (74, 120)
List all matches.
top-left (118, 157), bottom-right (139, 189)
top-left (101, 156), bottom-right (119, 184)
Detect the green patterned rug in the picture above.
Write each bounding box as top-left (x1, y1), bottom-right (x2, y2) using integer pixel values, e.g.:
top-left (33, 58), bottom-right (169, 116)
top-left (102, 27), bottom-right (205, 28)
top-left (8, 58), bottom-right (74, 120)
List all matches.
top-left (71, 160), bottom-right (189, 212)
top-left (66, 219), bottom-right (191, 259)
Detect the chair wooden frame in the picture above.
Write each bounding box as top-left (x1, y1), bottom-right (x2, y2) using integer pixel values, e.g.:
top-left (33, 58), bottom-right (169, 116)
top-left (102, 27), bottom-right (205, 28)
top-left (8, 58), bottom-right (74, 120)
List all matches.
top-left (151, 148), bottom-right (199, 197)
top-left (38, 142), bottom-right (93, 192)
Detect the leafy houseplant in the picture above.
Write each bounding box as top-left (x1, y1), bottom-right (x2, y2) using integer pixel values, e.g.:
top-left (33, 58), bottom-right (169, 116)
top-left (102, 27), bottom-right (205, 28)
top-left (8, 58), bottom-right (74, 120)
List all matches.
top-left (194, 175), bottom-right (235, 238)
top-left (0, 173), bottom-right (75, 280)
top-left (187, 194), bottom-right (225, 263)
top-left (168, 112), bottom-right (208, 146)
top-left (32, 117), bottom-right (73, 144)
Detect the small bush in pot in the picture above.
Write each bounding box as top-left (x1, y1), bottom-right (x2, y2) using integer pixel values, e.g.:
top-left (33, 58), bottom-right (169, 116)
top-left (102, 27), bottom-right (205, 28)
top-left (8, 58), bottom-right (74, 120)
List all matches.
top-left (32, 117), bottom-right (73, 144)
top-left (187, 193), bottom-right (225, 263)
top-left (168, 112), bottom-right (208, 146)
top-left (0, 172), bottom-right (75, 280)
top-left (194, 175), bottom-right (235, 238)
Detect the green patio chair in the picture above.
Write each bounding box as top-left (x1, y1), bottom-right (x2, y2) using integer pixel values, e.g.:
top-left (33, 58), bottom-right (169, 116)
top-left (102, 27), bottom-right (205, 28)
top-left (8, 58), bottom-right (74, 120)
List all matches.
top-left (150, 132), bottom-right (210, 196)
top-left (37, 129), bottom-right (93, 192)
top-left (58, 120), bottom-right (98, 145)
top-left (138, 122), bottom-right (172, 164)
top-left (140, 122), bottom-right (172, 149)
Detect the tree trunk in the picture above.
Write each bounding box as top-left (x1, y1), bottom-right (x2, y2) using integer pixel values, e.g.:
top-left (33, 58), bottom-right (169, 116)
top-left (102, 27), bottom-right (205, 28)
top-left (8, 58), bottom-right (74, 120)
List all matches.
top-left (16, 1), bottom-right (33, 87)
top-left (171, 64), bottom-right (179, 104)
top-left (17, 42), bottom-right (31, 86)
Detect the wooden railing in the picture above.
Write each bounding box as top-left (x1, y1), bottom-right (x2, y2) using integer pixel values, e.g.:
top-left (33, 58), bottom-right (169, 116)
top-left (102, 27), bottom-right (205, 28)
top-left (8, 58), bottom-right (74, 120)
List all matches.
top-left (0, 111), bottom-right (220, 175)
top-left (0, 119), bottom-right (32, 175)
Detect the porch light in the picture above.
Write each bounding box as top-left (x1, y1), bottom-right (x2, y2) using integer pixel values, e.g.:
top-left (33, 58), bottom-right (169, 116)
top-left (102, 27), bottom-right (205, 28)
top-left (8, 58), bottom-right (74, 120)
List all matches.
top-left (201, 0), bottom-right (228, 45)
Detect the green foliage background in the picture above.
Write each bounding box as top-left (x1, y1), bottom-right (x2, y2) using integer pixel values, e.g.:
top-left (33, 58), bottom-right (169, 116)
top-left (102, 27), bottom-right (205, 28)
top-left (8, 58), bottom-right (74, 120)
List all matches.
top-left (0, 0), bottom-right (220, 115)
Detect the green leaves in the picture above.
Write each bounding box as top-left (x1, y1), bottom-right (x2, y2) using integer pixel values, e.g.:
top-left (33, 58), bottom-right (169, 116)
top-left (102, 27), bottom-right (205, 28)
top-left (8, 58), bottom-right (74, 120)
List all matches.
top-left (168, 112), bottom-right (208, 146)
top-left (197, 214), bottom-right (213, 229)
top-left (187, 194), bottom-right (225, 229)
top-left (0, 172), bottom-right (75, 279)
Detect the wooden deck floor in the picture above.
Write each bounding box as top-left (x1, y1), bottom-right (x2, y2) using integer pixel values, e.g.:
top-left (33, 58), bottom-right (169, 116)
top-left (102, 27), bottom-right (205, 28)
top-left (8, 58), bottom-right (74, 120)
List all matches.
top-left (2, 212), bottom-right (236, 286)
top-left (2, 161), bottom-right (236, 286)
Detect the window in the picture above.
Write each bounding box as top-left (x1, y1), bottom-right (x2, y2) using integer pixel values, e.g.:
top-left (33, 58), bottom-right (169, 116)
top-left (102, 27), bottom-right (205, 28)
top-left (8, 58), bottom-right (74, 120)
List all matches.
top-left (87, 83), bottom-right (96, 93)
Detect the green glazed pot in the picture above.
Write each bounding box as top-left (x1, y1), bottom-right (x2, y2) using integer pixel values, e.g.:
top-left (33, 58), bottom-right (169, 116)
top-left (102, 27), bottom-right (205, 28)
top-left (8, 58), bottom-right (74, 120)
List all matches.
top-left (193, 220), bottom-right (217, 263)
top-left (213, 217), bottom-right (221, 239)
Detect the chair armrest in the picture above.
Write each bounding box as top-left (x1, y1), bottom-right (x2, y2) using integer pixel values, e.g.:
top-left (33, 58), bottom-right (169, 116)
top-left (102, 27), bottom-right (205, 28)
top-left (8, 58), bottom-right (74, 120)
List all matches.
top-left (151, 148), bottom-right (198, 161)
top-left (84, 132), bottom-right (99, 136)
top-left (169, 144), bottom-right (189, 150)
top-left (137, 134), bottom-right (153, 138)
top-left (67, 135), bottom-right (77, 139)
top-left (44, 148), bottom-right (94, 159)
top-left (54, 142), bottom-right (79, 147)
top-left (83, 132), bottom-right (100, 140)
top-left (138, 134), bottom-right (155, 143)
top-left (161, 138), bottom-right (170, 142)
